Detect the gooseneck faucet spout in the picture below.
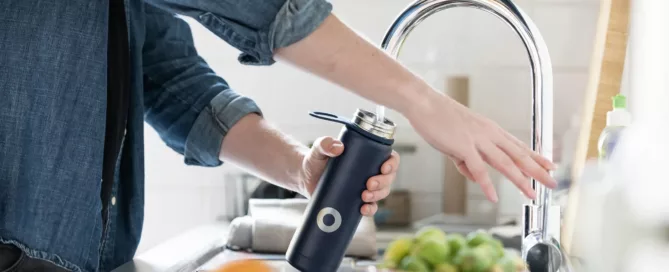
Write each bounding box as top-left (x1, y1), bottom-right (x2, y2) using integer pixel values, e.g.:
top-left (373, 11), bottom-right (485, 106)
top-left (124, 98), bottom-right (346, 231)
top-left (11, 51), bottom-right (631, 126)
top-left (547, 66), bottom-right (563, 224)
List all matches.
top-left (379, 0), bottom-right (567, 271)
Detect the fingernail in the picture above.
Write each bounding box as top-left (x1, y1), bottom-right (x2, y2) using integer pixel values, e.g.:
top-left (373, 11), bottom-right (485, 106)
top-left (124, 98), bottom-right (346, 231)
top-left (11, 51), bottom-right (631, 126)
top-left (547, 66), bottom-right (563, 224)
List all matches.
top-left (491, 191), bottom-right (499, 203)
top-left (371, 180), bottom-right (379, 190)
top-left (332, 142), bottom-right (343, 149)
top-left (383, 165), bottom-right (392, 174)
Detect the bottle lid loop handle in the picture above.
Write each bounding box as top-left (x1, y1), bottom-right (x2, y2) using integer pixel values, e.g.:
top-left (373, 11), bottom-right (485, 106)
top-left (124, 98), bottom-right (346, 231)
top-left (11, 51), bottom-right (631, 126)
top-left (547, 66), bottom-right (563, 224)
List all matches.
top-left (309, 110), bottom-right (395, 146)
top-left (309, 112), bottom-right (352, 126)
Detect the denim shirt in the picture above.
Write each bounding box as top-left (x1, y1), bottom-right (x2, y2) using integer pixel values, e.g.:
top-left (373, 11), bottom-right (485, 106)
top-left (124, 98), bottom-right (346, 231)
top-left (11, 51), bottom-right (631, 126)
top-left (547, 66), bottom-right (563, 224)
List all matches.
top-left (0, 0), bottom-right (331, 271)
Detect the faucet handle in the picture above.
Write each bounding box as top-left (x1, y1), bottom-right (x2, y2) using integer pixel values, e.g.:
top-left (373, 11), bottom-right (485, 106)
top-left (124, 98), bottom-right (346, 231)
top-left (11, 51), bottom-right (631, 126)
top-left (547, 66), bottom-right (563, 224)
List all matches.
top-left (522, 235), bottom-right (574, 272)
top-left (525, 242), bottom-right (562, 272)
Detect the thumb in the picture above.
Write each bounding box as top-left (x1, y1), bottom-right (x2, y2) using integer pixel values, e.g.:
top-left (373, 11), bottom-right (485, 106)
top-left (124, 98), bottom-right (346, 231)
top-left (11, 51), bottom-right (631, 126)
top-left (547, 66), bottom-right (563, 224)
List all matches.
top-left (309, 136), bottom-right (344, 161)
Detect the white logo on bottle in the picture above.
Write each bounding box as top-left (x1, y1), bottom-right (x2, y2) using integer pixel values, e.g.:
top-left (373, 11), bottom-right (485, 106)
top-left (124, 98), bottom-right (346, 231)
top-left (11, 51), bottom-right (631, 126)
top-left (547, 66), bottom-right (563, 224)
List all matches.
top-left (316, 207), bottom-right (342, 233)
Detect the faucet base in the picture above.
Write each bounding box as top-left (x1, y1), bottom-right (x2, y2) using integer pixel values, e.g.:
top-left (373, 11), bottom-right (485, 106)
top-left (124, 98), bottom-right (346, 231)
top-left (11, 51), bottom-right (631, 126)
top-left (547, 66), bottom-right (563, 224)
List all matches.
top-left (522, 205), bottom-right (571, 272)
top-left (521, 234), bottom-right (574, 272)
top-left (524, 239), bottom-right (564, 272)
top-left (526, 242), bottom-right (560, 272)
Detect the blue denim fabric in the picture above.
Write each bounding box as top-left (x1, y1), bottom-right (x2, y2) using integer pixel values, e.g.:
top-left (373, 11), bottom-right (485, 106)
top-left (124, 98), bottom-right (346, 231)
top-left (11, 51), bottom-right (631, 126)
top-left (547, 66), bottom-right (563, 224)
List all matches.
top-left (145, 0), bottom-right (333, 65)
top-left (0, 0), bottom-right (331, 271)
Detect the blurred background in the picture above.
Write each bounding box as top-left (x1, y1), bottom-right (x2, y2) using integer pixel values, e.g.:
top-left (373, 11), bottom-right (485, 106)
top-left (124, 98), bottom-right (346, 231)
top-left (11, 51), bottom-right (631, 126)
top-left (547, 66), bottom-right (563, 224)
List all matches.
top-left (137, 0), bottom-right (635, 254)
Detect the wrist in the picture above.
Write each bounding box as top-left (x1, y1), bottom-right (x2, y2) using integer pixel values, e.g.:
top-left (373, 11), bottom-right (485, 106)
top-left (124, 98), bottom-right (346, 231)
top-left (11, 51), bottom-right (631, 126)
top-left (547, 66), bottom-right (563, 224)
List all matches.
top-left (395, 80), bottom-right (442, 121)
top-left (290, 145), bottom-right (310, 194)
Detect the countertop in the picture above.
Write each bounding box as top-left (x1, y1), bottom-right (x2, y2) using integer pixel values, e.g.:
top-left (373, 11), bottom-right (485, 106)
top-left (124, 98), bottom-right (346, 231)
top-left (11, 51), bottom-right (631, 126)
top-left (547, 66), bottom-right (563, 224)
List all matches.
top-left (112, 222), bottom-right (230, 272)
top-left (113, 220), bottom-right (524, 272)
top-left (112, 221), bottom-right (379, 272)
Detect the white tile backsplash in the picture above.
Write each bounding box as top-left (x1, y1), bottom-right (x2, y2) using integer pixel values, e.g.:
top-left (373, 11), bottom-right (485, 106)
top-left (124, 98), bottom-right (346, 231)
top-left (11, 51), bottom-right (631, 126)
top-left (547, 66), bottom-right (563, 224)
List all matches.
top-left (139, 186), bottom-right (216, 253)
top-left (498, 177), bottom-right (531, 219)
top-left (410, 192), bottom-right (443, 221)
top-left (466, 195), bottom-right (499, 222)
top-left (553, 71), bottom-right (590, 132)
top-left (332, 0), bottom-right (415, 42)
top-left (400, 144), bottom-right (445, 194)
top-left (466, 179), bottom-right (485, 198)
top-left (534, 2), bottom-right (600, 67)
top-left (466, 0), bottom-right (535, 68)
top-left (470, 68), bottom-right (532, 131)
top-left (396, 9), bottom-right (470, 70)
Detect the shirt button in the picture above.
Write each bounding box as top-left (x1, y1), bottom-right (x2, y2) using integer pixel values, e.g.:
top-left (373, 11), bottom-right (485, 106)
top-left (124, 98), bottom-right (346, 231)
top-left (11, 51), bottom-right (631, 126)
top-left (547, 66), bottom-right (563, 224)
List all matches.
top-left (111, 196), bottom-right (117, 206)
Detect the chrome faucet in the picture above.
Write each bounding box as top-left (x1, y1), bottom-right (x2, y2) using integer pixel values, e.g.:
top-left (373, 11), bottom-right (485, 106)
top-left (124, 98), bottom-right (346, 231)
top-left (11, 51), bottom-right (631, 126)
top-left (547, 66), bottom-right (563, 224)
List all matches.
top-left (379, 0), bottom-right (570, 271)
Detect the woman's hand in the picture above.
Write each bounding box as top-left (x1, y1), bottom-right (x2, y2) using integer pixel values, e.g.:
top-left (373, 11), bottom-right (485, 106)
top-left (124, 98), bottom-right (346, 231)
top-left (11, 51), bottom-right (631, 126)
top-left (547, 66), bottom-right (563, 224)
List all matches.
top-left (298, 136), bottom-right (400, 216)
top-left (407, 91), bottom-right (557, 202)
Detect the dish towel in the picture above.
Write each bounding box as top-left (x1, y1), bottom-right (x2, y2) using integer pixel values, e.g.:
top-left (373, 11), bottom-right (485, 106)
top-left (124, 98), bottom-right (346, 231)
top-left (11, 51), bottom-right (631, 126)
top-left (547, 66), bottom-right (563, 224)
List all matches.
top-left (226, 198), bottom-right (377, 258)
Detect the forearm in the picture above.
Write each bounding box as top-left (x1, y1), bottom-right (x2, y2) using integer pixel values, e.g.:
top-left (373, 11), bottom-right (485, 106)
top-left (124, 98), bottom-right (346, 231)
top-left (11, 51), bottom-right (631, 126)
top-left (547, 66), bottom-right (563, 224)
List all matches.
top-left (275, 14), bottom-right (439, 117)
top-left (218, 113), bottom-right (308, 193)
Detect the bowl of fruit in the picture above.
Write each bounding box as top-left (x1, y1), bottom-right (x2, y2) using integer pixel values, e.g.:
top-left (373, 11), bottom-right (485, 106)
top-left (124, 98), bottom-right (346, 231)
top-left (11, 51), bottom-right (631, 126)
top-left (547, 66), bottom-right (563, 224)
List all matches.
top-left (378, 227), bottom-right (527, 272)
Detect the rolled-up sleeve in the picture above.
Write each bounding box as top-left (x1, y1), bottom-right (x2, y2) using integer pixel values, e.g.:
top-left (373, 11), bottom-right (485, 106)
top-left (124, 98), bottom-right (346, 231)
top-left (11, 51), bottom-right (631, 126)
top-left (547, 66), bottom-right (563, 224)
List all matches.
top-left (143, 4), bottom-right (262, 167)
top-left (183, 91), bottom-right (261, 166)
top-left (145, 0), bottom-right (333, 65)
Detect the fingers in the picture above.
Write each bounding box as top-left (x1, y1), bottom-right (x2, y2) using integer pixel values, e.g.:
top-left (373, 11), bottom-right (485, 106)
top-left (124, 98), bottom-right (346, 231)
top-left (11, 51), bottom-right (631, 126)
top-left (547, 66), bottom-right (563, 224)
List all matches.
top-left (362, 187), bottom-right (391, 202)
top-left (501, 130), bottom-right (557, 171)
top-left (310, 136), bottom-right (344, 160)
top-left (453, 159), bottom-right (475, 181)
top-left (366, 176), bottom-right (394, 192)
top-left (381, 151), bottom-right (400, 174)
top-left (529, 152), bottom-right (556, 172)
top-left (366, 168), bottom-right (396, 190)
top-left (364, 173), bottom-right (393, 203)
top-left (495, 137), bottom-right (557, 189)
top-left (464, 152), bottom-right (498, 203)
top-left (363, 150), bottom-right (399, 198)
top-left (479, 142), bottom-right (536, 199)
top-left (359, 151), bottom-right (399, 216)
top-left (361, 202), bottom-right (378, 216)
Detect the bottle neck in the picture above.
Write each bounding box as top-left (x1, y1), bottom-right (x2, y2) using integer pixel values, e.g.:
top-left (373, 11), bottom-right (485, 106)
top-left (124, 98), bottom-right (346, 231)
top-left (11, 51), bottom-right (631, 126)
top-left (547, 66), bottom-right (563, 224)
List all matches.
top-left (351, 109), bottom-right (396, 139)
top-left (607, 108), bottom-right (631, 127)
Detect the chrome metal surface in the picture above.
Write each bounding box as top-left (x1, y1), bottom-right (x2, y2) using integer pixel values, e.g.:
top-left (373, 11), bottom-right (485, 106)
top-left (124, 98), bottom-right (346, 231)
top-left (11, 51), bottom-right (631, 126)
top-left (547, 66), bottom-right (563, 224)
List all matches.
top-left (379, 0), bottom-right (559, 270)
top-left (522, 204), bottom-right (539, 239)
top-left (523, 205), bottom-right (561, 242)
top-left (352, 108), bottom-right (396, 139)
top-left (522, 235), bottom-right (574, 272)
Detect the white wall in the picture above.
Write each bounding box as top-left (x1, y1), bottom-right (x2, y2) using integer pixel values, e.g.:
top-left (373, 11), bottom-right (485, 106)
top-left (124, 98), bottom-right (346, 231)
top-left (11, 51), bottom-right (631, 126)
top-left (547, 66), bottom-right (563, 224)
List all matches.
top-left (138, 0), bottom-right (601, 253)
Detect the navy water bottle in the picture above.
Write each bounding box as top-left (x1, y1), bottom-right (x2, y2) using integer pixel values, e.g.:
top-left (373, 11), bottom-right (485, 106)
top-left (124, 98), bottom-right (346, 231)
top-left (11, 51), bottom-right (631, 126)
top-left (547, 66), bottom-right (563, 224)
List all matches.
top-left (286, 109), bottom-right (396, 272)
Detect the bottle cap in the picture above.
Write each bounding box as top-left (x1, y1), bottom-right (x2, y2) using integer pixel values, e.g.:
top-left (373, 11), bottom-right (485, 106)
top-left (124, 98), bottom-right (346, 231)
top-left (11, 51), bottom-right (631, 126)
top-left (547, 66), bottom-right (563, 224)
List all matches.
top-left (607, 94), bottom-right (631, 127)
top-left (351, 109), bottom-right (396, 140)
top-left (612, 94), bottom-right (627, 109)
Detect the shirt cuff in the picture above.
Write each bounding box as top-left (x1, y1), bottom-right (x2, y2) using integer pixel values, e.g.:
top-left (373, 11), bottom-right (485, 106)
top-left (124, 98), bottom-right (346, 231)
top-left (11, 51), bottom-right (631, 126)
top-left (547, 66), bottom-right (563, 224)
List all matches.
top-left (183, 91), bottom-right (262, 166)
